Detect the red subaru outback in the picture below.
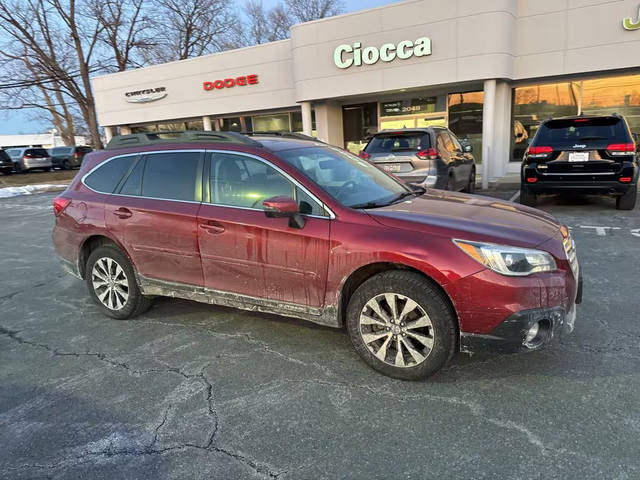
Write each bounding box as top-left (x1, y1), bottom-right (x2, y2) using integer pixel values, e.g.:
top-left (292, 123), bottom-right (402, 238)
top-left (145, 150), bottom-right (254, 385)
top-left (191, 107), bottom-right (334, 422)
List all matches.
top-left (52, 131), bottom-right (582, 380)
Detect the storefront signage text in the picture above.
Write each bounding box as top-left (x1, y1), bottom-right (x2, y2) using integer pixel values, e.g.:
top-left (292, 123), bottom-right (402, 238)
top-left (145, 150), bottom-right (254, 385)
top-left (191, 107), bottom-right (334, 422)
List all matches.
top-left (203, 74), bottom-right (259, 91)
top-left (623, 5), bottom-right (640, 30)
top-left (333, 37), bottom-right (431, 69)
top-left (125, 87), bottom-right (167, 103)
top-left (381, 97), bottom-right (437, 116)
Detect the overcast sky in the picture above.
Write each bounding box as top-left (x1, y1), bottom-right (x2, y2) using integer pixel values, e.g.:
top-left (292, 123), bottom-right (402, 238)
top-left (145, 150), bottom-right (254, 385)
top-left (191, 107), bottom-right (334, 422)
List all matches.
top-left (0, 0), bottom-right (397, 136)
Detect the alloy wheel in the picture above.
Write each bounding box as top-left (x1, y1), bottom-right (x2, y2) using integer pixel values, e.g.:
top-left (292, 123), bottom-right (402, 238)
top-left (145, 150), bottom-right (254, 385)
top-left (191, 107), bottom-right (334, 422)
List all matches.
top-left (91, 257), bottom-right (129, 310)
top-left (359, 293), bottom-right (434, 368)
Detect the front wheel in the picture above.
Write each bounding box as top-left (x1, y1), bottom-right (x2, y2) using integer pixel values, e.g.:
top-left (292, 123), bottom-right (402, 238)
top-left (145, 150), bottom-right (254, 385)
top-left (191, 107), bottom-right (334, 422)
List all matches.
top-left (346, 271), bottom-right (457, 380)
top-left (616, 185), bottom-right (637, 210)
top-left (14, 162), bottom-right (22, 173)
top-left (85, 245), bottom-right (152, 319)
top-left (520, 185), bottom-right (537, 207)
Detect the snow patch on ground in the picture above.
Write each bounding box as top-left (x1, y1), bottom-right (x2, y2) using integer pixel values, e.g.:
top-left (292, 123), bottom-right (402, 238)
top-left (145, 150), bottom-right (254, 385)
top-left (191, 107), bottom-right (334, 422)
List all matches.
top-left (0, 184), bottom-right (67, 198)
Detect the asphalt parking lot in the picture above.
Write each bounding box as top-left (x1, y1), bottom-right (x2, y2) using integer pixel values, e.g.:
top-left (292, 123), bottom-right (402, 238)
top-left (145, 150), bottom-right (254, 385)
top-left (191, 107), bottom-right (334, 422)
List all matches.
top-left (1, 189), bottom-right (639, 479)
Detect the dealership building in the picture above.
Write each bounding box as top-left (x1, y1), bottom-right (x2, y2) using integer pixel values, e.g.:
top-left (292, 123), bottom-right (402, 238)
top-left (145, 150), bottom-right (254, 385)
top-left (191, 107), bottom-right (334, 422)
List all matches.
top-left (92, 0), bottom-right (640, 185)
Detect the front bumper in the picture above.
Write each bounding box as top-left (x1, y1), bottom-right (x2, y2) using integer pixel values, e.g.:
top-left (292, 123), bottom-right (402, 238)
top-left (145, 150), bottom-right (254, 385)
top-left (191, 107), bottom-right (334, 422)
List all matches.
top-left (460, 303), bottom-right (577, 354)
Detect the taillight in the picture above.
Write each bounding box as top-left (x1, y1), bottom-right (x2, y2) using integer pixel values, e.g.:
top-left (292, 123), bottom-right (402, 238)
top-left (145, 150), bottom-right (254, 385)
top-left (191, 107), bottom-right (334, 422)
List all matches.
top-left (53, 197), bottom-right (71, 216)
top-left (619, 177), bottom-right (632, 183)
top-left (526, 177), bottom-right (538, 183)
top-left (606, 143), bottom-right (635, 156)
top-left (416, 148), bottom-right (440, 160)
top-left (74, 152), bottom-right (79, 158)
top-left (359, 151), bottom-right (371, 160)
top-left (528, 146), bottom-right (553, 155)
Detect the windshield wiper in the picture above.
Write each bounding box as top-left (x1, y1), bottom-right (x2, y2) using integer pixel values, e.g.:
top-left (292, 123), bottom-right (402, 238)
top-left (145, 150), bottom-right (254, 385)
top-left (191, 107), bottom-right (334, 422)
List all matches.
top-left (350, 188), bottom-right (425, 209)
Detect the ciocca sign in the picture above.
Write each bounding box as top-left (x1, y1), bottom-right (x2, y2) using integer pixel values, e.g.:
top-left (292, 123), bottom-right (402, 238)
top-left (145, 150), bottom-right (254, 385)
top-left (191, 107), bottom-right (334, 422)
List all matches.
top-left (623, 5), bottom-right (640, 30)
top-left (333, 37), bottom-right (432, 69)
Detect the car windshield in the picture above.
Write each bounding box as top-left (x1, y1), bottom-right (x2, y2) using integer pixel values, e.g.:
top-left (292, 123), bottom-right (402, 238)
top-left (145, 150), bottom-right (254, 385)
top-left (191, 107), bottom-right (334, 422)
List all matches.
top-left (366, 133), bottom-right (429, 153)
top-left (276, 145), bottom-right (414, 208)
top-left (536, 117), bottom-right (628, 143)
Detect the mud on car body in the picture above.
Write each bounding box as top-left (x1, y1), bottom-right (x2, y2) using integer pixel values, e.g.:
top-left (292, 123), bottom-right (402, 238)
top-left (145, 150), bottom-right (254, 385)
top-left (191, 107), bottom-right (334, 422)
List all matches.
top-left (53, 131), bottom-right (581, 380)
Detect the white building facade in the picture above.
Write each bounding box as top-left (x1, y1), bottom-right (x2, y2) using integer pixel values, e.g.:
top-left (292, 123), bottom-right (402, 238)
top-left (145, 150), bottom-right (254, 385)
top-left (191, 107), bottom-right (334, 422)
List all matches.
top-left (92, 0), bottom-right (640, 185)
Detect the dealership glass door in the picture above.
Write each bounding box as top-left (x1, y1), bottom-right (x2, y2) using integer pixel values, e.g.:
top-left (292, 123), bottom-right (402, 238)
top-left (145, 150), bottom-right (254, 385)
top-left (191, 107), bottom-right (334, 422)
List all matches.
top-left (448, 91), bottom-right (484, 164)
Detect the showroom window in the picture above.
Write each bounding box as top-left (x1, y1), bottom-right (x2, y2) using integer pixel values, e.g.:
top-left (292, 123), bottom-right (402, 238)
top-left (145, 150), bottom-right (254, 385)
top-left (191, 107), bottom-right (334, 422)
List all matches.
top-left (448, 91), bottom-right (484, 164)
top-left (511, 74), bottom-right (640, 161)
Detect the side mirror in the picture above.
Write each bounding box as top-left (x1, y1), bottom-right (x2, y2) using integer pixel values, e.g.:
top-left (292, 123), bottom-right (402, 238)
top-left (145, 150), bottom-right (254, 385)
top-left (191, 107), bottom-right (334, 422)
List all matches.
top-left (263, 196), bottom-right (305, 228)
top-left (463, 144), bottom-right (473, 153)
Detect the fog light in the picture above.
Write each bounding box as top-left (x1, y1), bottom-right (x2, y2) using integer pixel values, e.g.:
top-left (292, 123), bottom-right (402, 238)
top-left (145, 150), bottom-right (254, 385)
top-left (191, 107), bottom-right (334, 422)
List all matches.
top-left (525, 322), bottom-right (540, 344)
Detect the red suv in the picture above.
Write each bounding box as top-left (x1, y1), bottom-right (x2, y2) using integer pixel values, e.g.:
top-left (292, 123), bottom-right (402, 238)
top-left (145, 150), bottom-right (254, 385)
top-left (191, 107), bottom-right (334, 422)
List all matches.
top-left (52, 131), bottom-right (582, 380)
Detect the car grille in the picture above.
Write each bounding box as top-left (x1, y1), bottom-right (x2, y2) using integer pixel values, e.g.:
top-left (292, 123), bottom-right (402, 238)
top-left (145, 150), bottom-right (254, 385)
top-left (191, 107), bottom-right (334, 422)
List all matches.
top-left (563, 230), bottom-right (579, 278)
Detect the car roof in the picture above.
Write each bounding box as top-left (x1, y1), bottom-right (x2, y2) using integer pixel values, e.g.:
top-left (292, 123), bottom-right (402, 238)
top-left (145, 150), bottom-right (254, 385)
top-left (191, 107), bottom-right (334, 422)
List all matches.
top-left (374, 128), bottom-right (436, 135)
top-left (542, 114), bottom-right (623, 123)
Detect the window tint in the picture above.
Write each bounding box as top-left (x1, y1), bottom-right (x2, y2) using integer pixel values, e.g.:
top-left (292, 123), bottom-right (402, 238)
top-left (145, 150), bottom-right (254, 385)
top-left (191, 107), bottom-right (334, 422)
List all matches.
top-left (208, 152), bottom-right (326, 214)
top-left (77, 147), bottom-right (92, 153)
top-left (535, 117), bottom-right (628, 144)
top-left (366, 133), bottom-right (430, 153)
top-left (118, 158), bottom-right (144, 196)
top-left (85, 156), bottom-right (136, 193)
top-left (25, 148), bottom-right (49, 157)
top-left (0, 150), bottom-right (10, 161)
top-left (53, 147), bottom-right (73, 154)
top-left (447, 132), bottom-right (463, 151)
top-left (141, 151), bottom-right (201, 201)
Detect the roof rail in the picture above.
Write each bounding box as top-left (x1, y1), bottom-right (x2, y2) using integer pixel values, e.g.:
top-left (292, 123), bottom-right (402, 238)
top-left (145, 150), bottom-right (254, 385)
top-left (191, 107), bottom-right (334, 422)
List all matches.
top-left (243, 131), bottom-right (325, 143)
top-left (105, 130), bottom-right (262, 150)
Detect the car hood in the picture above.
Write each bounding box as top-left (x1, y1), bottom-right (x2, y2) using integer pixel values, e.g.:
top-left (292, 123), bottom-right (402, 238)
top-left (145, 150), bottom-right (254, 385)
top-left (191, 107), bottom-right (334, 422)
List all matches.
top-left (366, 189), bottom-right (561, 248)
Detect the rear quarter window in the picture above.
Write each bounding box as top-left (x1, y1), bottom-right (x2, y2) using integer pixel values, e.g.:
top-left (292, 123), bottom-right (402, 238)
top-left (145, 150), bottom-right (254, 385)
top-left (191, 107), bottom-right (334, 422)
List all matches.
top-left (366, 134), bottom-right (430, 153)
top-left (84, 156), bottom-right (137, 194)
top-left (535, 117), bottom-right (629, 144)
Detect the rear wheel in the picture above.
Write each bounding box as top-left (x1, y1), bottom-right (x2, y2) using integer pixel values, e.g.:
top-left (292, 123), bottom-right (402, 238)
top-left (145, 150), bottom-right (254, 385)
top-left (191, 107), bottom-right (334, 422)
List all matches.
top-left (62, 160), bottom-right (70, 170)
top-left (14, 162), bottom-right (22, 173)
top-left (446, 175), bottom-right (455, 192)
top-left (520, 185), bottom-right (537, 207)
top-left (463, 168), bottom-right (476, 193)
top-left (346, 271), bottom-right (456, 380)
top-left (86, 245), bottom-right (152, 320)
top-left (616, 185), bottom-right (637, 210)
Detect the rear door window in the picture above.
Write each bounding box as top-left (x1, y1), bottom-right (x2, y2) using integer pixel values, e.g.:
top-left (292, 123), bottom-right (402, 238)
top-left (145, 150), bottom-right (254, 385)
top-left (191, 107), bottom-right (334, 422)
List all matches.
top-left (366, 133), bottom-right (430, 153)
top-left (25, 148), bottom-right (49, 157)
top-left (52, 147), bottom-right (73, 155)
top-left (84, 156), bottom-right (137, 194)
top-left (535, 117), bottom-right (629, 144)
top-left (140, 151), bottom-right (202, 202)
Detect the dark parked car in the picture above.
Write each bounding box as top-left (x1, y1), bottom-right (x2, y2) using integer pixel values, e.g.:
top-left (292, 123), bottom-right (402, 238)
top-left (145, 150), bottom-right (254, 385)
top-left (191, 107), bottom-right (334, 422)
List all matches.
top-left (359, 128), bottom-right (476, 192)
top-left (50, 146), bottom-right (93, 170)
top-left (53, 131), bottom-right (580, 380)
top-left (520, 114), bottom-right (639, 210)
top-left (0, 149), bottom-right (13, 175)
top-left (6, 147), bottom-right (52, 172)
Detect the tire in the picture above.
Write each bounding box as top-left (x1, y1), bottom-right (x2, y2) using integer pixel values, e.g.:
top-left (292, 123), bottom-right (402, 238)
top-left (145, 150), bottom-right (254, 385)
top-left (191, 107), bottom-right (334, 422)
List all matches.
top-left (44, 167), bottom-right (52, 172)
top-left (346, 271), bottom-right (457, 380)
top-left (446, 175), bottom-right (455, 192)
top-left (85, 245), bottom-right (152, 320)
top-left (462, 168), bottom-right (476, 193)
top-left (62, 160), bottom-right (70, 170)
top-left (519, 185), bottom-right (537, 207)
top-left (14, 162), bottom-right (22, 174)
top-left (616, 185), bottom-right (637, 210)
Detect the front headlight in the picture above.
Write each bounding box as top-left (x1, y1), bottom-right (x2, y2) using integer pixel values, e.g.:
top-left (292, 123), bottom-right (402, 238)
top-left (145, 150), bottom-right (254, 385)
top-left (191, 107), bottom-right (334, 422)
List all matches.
top-left (453, 239), bottom-right (557, 276)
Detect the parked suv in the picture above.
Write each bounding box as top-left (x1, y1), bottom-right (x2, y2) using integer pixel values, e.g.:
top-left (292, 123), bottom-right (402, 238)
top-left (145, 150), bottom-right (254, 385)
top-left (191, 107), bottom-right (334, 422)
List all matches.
top-left (6, 147), bottom-right (52, 173)
top-left (50, 146), bottom-right (93, 170)
top-left (53, 131), bottom-right (581, 380)
top-left (0, 149), bottom-right (13, 175)
top-left (359, 128), bottom-right (476, 192)
top-left (520, 114), bottom-right (639, 210)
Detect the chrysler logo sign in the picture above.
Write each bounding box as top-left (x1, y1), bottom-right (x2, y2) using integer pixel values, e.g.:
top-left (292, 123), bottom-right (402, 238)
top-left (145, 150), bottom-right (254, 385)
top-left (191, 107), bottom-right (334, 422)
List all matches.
top-left (334, 37), bottom-right (431, 69)
top-left (125, 87), bottom-right (167, 103)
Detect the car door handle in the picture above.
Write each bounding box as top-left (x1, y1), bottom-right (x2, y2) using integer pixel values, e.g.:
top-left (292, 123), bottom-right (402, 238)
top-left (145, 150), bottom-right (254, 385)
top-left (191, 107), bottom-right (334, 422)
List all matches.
top-left (200, 220), bottom-right (225, 234)
top-left (113, 207), bottom-right (132, 219)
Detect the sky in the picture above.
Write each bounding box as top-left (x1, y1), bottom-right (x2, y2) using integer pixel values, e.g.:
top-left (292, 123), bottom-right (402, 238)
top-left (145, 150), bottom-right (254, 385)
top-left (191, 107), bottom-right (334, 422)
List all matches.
top-left (0, 0), bottom-right (397, 135)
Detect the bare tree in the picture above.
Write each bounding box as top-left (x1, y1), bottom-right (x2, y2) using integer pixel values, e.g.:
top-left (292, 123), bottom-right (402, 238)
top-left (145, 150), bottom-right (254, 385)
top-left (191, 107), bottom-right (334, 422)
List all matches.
top-left (285, 0), bottom-right (343, 23)
top-left (90, 0), bottom-right (153, 71)
top-left (146, 0), bottom-right (239, 63)
top-left (0, 0), bottom-right (105, 148)
top-left (241, 0), bottom-right (291, 45)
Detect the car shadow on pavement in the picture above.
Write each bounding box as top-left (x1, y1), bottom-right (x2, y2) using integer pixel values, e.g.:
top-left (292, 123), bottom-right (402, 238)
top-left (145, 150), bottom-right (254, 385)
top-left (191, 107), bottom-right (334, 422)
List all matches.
top-left (0, 384), bottom-right (172, 479)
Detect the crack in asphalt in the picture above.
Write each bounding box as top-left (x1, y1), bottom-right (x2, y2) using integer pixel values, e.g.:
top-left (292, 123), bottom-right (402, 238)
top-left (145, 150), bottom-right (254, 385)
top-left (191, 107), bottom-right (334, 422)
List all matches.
top-left (0, 325), bottom-right (281, 479)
